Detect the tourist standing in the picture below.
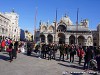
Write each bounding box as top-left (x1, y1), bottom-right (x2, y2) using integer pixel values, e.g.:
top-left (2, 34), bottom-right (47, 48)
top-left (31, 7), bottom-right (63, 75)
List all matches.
top-left (70, 46), bottom-right (76, 63)
top-left (1, 39), bottom-right (6, 52)
top-left (77, 47), bottom-right (84, 65)
top-left (52, 43), bottom-right (56, 60)
top-left (83, 46), bottom-right (93, 70)
top-left (27, 42), bottom-right (32, 56)
top-left (48, 44), bottom-right (52, 60)
top-left (41, 43), bottom-right (46, 58)
top-left (6, 40), bottom-right (13, 62)
top-left (59, 44), bottom-right (65, 61)
top-left (12, 41), bottom-right (18, 59)
top-left (65, 44), bottom-right (70, 60)
top-left (95, 53), bottom-right (100, 72)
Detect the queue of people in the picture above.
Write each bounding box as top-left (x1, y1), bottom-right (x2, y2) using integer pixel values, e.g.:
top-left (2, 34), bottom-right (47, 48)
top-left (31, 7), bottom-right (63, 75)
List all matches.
top-left (0, 39), bottom-right (100, 72)
top-left (33, 43), bottom-right (100, 72)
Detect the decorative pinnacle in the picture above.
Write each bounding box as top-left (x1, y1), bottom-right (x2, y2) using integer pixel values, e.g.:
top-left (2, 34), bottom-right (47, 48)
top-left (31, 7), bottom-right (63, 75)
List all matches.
top-left (12, 8), bottom-right (15, 13)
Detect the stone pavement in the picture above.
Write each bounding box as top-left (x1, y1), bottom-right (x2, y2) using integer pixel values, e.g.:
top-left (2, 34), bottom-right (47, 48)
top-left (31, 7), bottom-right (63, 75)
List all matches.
top-left (0, 52), bottom-right (99, 75)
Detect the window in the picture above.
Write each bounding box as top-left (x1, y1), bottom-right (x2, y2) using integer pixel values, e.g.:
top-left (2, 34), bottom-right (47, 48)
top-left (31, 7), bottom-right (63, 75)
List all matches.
top-left (12, 23), bottom-right (14, 24)
top-left (2, 28), bottom-right (4, 33)
top-left (6, 29), bottom-right (8, 32)
top-left (0, 19), bottom-right (2, 23)
top-left (4, 21), bottom-right (6, 25)
top-left (93, 38), bottom-right (97, 40)
top-left (15, 29), bottom-right (16, 32)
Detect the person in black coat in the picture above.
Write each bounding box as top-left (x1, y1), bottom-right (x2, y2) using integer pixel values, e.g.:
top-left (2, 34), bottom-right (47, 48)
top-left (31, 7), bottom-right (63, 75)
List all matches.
top-left (12, 41), bottom-right (18, 59)
top-left (83, 46), bottom-right (93, 70)
top-left (95, 53), bottom-right (100, 72)
top-left (27, 42), bottom-right (32, 56)
top-left (59, 44), bottom-right (65, 61)
top-left (8, 41), bottom-right (13, 62)
top-left (41, 43), bottom-right (46, 59)
top-left (47, 44), bottom-right (52, 60)
top-left (65, 44), bottom-right (70, 60)
top-left (69, 46), bottom-right (76, 63)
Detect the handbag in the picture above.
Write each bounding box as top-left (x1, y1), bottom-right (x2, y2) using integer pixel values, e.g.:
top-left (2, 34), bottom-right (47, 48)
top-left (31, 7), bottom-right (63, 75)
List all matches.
top-left (6, 48), bottom-right (12, 52)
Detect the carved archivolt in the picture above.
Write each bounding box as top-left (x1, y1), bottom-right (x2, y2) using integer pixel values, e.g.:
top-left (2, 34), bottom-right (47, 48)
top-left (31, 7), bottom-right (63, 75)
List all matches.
top-left (87, 36), bottom-right (92, 44)
top-left (41, 26), bottom-right (47, 32)
top-left (48, 26), bottom-right (54, 32)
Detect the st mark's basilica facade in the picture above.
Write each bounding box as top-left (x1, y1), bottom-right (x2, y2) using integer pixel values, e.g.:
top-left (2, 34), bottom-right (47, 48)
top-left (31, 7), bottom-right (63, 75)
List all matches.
top-left (35, 15), bottom-right (100, 46)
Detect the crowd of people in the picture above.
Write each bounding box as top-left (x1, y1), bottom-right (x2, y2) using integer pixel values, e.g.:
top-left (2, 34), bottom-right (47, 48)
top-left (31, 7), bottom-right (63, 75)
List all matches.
top-left (0, 39), bottom-right (100, 72)
top-left (34, 43), bottom-right (100, 72)
top-left (0, 39), bottom-right (19, 62)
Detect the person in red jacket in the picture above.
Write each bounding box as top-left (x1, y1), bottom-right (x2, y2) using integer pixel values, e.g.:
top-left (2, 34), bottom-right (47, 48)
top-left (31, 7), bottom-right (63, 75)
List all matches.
top-left (77, 47), bottom-right (84, 65)
top-left (1, 39), bottom-right (6, 52)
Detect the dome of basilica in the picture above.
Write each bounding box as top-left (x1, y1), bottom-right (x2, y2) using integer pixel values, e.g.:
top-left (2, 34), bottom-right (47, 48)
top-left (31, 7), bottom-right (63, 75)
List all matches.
top-left (60, 16), bottom-right (73, 25)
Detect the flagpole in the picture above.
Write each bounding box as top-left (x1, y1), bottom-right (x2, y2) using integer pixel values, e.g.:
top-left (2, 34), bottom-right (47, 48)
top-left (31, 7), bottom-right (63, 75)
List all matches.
top-left (76, 8), bottom-right (79, 45)
top-left (54, 9), bottom-right (57, 44)
top-left (34, 7), bottom-right (37, 43)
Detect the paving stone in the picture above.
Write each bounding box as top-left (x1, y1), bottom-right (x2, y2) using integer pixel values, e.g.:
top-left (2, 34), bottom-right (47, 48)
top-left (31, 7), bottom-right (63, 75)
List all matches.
top-left (0, 52), bottom-right (99, 75)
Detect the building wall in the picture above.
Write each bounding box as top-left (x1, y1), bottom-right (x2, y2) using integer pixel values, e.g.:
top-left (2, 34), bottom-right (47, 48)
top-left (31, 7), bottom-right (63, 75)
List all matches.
top-left (99, 25), bottom-right (100, 46)
top-left (35, 16), bottom-right (100, 46)
top-left (5, 12), bottom-right (20, 41)
top-left (97, 24), bottom-right (100, 46)
top-left (0, 11), bottom-right (20, 41)
top-left (25, 30), bottom-right (33, 41)
top-left (20, 29), bottom-right (25, 41)
top-left (0, 13), bottom-right (10, 41)
top-left (92, 31), bottom-right (99, 46)
top-left (39, 16), bottom-right (93, 46)
top-left (34, 30), bottom-right (40, 42)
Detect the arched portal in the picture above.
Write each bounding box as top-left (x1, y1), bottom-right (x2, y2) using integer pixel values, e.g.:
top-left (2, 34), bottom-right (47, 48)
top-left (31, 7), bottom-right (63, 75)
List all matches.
top-left (78, 36), bottom-right (85, 46)
top-left (57, 25), bottom-right (66, 32)
top-left (93, 37), bottom-right (97, 46)
top-left (47, 34), bottom-right (53, 44)
top-left (58, 33), bottom-right (65, 44)
top-left (40, 34), bottom-right (45, 43)
top-left (69, 35), bottom-right (75, 45)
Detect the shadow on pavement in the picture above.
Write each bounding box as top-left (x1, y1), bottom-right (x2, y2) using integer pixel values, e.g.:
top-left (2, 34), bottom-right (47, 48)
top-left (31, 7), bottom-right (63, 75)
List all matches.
top-left (0, 55), bottom-right (9, 61)
top-left (2, 52), bottom-right (9, 54)
top-left (58, 63), bottom-right (83, 70)
top-left (23, 52), bottom-right (39, 58)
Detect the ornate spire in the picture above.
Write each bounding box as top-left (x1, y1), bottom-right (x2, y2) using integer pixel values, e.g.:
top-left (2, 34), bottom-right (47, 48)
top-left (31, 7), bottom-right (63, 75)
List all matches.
top-left (64, 13), bottom-right (67, 17)
top-left (12, 8), bottom-right (15, 13)
top-left (39, 20), bottom-right (41, 25)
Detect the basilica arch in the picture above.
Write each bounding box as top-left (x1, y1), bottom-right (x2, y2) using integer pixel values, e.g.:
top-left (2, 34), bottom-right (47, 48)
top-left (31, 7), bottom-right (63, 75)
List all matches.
top-left (69, 35), bottom-right (75, 45)
top-left (93, 36), bottom-right (97, 46)
top-left (87, 36), bottom-right (93, 46)
top-left (48, 26), bottom-right (54, 32)
top-left (41, 25), bottom-right (47, 32)
top-left (47, 34), bottom-right (53, 44)
top-left (58, 33), bottom-right (65, 44)
top-left (40, 34), bottom-right (45, 43)
top-left (78, 35), bottom-right (85, 46)
top-left (57, 25), bottom-right (66, 32)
